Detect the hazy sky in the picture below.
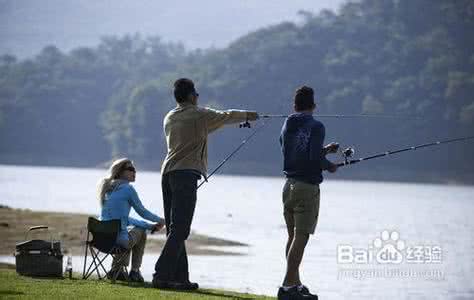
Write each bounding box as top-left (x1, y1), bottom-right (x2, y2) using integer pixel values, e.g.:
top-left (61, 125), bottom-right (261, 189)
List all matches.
top-left (0, 0), bottom-right (346, 58)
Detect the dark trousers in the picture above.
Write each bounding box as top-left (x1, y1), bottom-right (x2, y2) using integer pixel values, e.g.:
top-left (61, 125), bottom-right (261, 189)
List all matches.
top-left (154, 170), bottom-right (199, 282)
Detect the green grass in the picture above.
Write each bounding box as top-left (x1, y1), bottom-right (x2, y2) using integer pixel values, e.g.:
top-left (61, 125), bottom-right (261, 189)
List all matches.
top-left (0, 269), bottom-right (275, 299)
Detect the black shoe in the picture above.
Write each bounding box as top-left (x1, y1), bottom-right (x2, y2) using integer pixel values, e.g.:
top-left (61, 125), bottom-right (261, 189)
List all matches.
top-left (278, 286), bottom-right (310, 300)
top-left (298, 285), bottom-right (318, 300)
top-left (170, 281), bottom-right (199, 291)
top-left (128, 270), bottom-right (144, 283)
top-left (107, 269), bottom-right (128, 281)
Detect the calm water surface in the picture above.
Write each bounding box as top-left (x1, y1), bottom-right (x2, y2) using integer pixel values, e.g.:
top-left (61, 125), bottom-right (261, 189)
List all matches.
top-left (1, 165), bottom-right (473, 299)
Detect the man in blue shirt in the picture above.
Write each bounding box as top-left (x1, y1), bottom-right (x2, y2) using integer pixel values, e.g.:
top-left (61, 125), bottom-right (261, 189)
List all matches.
top-left (278, 86), bottom-right (338, 300)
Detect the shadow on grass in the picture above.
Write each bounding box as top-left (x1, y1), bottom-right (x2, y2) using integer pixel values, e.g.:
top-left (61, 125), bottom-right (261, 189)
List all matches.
top-left (113, 281), bottom-right (259, 299)
top-left (0, 291), bottom-right (24, 296)
top-left (183, 289), bottom-right (260, 300)
top-left (17, 275), bottom-right (64, 280)
top-left (24, 276), bottom-right (261, 299)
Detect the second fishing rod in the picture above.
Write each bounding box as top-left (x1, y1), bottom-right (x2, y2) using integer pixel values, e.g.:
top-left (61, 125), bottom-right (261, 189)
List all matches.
top-left (198, 112), bottom-right (474, 188)
top-left (334, 136), bottom-right (474, 167)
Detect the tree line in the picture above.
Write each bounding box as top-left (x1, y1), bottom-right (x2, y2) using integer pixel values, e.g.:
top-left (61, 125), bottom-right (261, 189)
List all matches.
top-left (1, 0), bottom-right (473, 183)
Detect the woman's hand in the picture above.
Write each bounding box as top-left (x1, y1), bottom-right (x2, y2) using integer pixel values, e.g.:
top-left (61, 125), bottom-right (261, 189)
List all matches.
top-left (151, 220), bottom-right (166, 234)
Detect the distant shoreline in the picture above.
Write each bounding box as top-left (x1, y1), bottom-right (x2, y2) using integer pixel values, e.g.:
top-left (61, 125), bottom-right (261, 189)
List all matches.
top-left (1, 162), bottom-right (473, 186)
top-left (0, 206), bottom-right (247, 256)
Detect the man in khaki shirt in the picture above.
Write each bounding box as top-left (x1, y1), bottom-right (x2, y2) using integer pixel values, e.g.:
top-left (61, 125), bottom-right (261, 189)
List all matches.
top-left (153, 78), bottom-right (258, 290)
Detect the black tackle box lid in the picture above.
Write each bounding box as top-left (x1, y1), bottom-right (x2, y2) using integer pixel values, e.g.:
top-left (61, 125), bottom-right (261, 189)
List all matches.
top-left (16, 239), bottom-right (61, 253)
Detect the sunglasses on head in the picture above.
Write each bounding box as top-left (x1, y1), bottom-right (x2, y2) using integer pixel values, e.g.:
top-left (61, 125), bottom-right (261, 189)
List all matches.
top-left (124, 166), bottom-right (136, 173)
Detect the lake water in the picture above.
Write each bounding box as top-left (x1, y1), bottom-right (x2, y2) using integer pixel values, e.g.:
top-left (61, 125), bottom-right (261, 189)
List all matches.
top-left (1, 164), bottom-right (473, 299)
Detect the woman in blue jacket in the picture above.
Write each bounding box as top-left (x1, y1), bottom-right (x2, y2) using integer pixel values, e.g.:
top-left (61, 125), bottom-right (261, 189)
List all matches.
top-left (98, 158), bottom-right (165, 283)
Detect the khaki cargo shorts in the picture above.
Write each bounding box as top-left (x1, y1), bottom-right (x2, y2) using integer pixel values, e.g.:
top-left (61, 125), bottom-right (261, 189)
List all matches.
top-left (282, 178), bottom-right (320, 235)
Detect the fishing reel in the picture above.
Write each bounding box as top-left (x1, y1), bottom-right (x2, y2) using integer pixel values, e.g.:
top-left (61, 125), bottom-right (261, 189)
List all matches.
top-left (341, 146), bottom-right (355, 164)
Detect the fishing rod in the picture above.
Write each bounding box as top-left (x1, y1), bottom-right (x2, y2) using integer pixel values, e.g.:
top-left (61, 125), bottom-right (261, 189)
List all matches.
top-left (261, 114), bottom-right (417, 119)
top-left (197, 119), bottom-right (268, 189)
top-left (336, 136), bottom-right (474, 167)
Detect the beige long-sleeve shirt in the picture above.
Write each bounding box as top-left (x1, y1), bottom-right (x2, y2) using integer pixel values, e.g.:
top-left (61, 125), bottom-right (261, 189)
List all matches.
top-left (161, 102), bottom-right (257, 177)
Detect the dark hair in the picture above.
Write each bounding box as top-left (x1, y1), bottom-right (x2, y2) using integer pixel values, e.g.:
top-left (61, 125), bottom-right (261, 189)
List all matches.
top-left (294, 86), bottom-right (315, 111)
top-left (174, 78), bottom-right (196, 103)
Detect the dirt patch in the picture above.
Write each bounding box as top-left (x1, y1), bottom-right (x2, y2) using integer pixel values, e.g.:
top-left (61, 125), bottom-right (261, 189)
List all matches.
top-left (0, 207), bottom-right (247, 256)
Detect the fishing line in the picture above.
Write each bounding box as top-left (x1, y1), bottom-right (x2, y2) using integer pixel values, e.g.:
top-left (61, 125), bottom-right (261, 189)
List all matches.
top-left (261, 114), bottom-right (418, 119)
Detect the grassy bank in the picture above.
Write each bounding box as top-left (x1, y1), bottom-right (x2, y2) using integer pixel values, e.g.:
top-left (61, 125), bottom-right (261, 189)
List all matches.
top-left (0, 268), bottom-right (274, 299)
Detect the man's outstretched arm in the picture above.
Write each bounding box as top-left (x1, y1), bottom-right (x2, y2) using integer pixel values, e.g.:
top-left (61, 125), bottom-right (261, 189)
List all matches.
top-left (203, 108), bottom-right (258, 133)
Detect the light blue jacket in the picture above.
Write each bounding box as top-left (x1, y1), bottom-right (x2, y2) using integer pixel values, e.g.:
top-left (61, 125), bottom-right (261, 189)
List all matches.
top-left (100, 181), bottom-right (163, 247)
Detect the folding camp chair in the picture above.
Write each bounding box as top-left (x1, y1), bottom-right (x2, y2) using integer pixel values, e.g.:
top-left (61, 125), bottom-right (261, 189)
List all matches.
top-left (82, 217), bottom-right (129, 283)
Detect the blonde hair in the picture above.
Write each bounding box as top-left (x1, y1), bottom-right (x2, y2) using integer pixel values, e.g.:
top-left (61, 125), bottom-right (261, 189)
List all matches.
top-left (97, 158), bottom-right (133, 206)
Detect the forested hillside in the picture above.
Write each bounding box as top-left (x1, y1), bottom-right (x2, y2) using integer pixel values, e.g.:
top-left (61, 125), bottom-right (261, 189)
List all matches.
top-left (1, 0), bottom-right (473, 183)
